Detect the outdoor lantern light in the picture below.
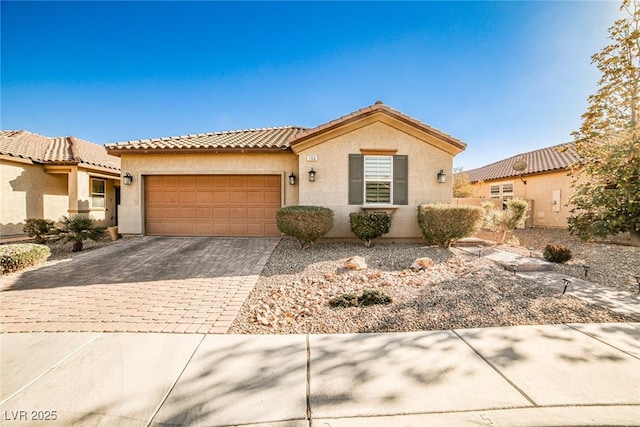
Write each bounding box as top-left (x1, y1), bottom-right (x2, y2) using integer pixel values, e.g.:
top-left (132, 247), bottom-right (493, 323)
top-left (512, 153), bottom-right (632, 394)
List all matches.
top-left (634, 275), bottom-right (640, 293)
top-left (123, 173), bottom-right (133, 185)
top-left (437, 169), bottom-right (447, 183)
top-left (289, 172), bottom-right (296, 185)
top-left (582, 264), bottom-right (591, 279)
top-left (308, 168), bottom-right (316, 182)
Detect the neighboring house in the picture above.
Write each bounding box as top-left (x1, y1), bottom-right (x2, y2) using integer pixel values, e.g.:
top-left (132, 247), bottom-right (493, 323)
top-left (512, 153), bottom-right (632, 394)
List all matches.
top-left (463, 142), bottom-right (579, 228)
top-left (105, 102), bottom-right (466, 239)
top-left (0, 130), bottom-right (121, 239)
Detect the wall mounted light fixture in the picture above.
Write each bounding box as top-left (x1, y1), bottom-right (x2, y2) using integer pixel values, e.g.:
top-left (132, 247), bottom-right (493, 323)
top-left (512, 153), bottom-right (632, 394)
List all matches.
top-left (437, 169), bottom-right (447, 183)
top-left (123, 173), bottom-right (133, 185)
top-left (289, 172), bottom-right (296, 185)
top-left (308, 168), bottom-right (316, 182)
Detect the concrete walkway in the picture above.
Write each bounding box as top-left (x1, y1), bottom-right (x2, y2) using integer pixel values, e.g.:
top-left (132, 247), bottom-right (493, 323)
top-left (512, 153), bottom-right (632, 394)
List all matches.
top-left (1, 323), bottom-right (638, 426)
top-left (461, 246), bottom-right (640, 320)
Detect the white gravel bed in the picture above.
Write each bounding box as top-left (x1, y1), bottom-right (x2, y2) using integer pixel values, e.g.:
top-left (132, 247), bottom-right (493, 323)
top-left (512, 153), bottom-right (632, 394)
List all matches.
top-left (228, 237), bottom-right (630, 335)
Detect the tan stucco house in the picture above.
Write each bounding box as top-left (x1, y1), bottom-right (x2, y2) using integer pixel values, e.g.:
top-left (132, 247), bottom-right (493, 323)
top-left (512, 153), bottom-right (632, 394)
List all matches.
top-left (464, 142), bottom-right (578, 228)
top-left (0, 130), bottom-right (121, 240)
top-left (105, 102), bottom-right (466, 239)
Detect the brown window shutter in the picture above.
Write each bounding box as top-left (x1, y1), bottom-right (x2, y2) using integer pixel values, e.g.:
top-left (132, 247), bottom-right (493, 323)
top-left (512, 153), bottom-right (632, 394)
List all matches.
top-left (393, 155), bottom-right (408, 205)
top-left (349, 154), bottom-right (364, 205)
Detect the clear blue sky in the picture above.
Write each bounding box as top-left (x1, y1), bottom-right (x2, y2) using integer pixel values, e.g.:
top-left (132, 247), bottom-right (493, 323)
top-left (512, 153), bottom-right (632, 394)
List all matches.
top-left (1, 1), bottom-right (620, 170)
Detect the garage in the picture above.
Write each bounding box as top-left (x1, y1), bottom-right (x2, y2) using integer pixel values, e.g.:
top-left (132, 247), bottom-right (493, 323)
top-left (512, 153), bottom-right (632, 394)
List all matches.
top-left (145, 175), bottom-right (281, 237)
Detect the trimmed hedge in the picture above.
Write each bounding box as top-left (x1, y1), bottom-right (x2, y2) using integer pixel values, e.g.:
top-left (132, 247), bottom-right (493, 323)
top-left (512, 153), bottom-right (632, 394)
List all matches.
top-left (0, 243), bottom-right (51, 275)
top-left (276, 206), bottom-right (334, 249)
top-left (417, 204), bottom-right (484, 248)
top-left (349, 211), bottom-right (392, 247)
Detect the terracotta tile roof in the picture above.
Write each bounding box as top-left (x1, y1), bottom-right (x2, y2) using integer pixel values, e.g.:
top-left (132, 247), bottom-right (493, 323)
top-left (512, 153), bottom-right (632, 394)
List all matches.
top-left (105, 126), bottom-right (307, 154)
top-left (464, 142), bottom-right (578, 183)
top-left (0, 130), bottom-right (120, 171)
top-left (287, 101), bottom-right (467, 151)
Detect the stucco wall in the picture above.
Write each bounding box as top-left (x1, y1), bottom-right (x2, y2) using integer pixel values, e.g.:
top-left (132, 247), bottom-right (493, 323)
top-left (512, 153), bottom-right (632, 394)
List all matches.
top-left (117, 152), bottom-right (298, 234)
top-left (296, 121), bottom-right (455, 238)
top-left (473, 170), bottom-right (573, 228)
top-left (0, 159), bottom-right (68, 237)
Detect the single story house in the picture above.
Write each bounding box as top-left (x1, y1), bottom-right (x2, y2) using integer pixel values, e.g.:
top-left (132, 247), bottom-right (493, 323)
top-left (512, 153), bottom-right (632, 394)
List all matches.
top-left (105, 102), bottom-right (467, 239)
top-left (463, 142), bottom-right (578, 228)
top-left (0, 130), bottom-right (121, 240)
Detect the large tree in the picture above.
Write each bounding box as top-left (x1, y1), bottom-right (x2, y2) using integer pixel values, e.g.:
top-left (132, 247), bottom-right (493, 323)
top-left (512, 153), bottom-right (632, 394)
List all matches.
top-left (568, 0), bottom-right (640, 245)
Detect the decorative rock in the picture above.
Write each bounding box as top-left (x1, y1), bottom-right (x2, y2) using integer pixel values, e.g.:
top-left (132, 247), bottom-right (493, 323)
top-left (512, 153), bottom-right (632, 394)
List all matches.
top-left (345, 256), bottom-right (367, 270)
top-left (411, 257), bottom-right (435, 271)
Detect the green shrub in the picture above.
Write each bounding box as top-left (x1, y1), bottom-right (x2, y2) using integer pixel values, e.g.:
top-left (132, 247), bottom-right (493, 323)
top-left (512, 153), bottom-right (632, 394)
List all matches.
top-left (417, 204), bottom-right (484, 248)
top-left (276, 206), bottom-right (334, 249)
top-left (543, 244), bottom-right (573, 263)
top-left (329, 288), bottom-right (392, 308)
top-left (23, 218), bottom-right (55, 244)
top-left (0, 243), bottom-right (51, 274)
top-left (52, 215), bottom-right (106, 252)
top-left (484, 198), bottom-right (531, 243)
top-left (328, 293), bottom-right (359, 308)
top-left (349, 212), bottom-right (392, 247)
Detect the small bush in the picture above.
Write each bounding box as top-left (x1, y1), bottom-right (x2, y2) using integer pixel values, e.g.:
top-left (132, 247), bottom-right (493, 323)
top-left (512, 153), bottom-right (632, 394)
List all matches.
top-left (328, 293), bottom-right (359, 308)
top-left (417, 204), bottom-right (484, 248)
top-left (51, 215), bottom-right (106, 252)
top-left (23, 218), bottom-right (55, 244)
top-left (329, 288), bottom-right (392, 308)
top-left (349, 212), bottom-right (392, 247)
top-left (0, 243), bottom-right (51, 274)
top-left (543, 244), bottom-right (573, 263)
top-left (276, 206), bottom-right (334, 249)
top-left (484, 198), bottom-right (531, 243)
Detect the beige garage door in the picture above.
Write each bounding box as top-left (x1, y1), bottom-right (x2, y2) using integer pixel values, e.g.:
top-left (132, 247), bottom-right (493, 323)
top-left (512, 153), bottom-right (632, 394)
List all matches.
top-left (145, 175), bottom-right (281, 237)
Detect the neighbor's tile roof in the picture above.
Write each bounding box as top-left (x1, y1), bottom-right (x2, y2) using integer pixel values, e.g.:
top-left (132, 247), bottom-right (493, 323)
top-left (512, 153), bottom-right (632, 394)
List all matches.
top-left (288, 101), bottom-right (467, 151)
top-left (0, 130), bottom-right (120, 171)
top-left (465, 142), bottom-right (578, 182)
top-left (105, 126), bottom-right (307, 154)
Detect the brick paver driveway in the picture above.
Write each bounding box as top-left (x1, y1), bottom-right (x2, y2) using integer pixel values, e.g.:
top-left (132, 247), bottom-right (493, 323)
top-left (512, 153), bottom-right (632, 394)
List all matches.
top-left (0, 237), bottom-right (279, 334)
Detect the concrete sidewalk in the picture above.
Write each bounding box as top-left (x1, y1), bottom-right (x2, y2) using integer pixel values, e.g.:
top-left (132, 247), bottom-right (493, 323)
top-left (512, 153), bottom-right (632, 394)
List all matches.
top-left (1, 323), bottom-right (639, 426)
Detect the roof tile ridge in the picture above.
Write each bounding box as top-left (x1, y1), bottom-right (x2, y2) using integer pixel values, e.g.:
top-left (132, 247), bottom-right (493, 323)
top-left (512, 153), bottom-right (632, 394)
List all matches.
top-left (67, 136), bottom-right (81, 161)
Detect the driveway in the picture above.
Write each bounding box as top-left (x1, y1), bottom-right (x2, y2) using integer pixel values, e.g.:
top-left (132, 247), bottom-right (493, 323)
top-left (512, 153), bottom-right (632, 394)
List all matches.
top-left (0, 237), bottom-right (280, 334)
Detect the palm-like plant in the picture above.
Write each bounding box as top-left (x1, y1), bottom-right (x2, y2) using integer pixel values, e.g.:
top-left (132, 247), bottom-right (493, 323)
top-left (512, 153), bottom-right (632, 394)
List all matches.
top-left (53, 215), bottom-right (106, 252)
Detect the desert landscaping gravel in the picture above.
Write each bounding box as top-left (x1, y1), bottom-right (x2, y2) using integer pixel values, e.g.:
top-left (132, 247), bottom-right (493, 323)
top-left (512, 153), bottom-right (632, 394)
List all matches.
top-left (229, 228), bottom-right (636, 335)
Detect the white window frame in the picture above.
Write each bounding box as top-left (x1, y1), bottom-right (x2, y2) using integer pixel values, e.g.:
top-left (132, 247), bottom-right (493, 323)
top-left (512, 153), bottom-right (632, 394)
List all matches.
top-left (91, 178), bottom-right (106, 208)
top-left (490, 184), bottom-right (501, 199)
top-left (364, 155), bottom-right (393, 204)
top-left (502, 182), bottom-right (514, 199)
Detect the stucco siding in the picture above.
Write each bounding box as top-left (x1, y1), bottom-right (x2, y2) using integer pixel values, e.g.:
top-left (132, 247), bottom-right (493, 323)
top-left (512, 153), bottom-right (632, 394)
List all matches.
top-left (296, 121), bottom-right (455, 238)
top-left (474, 170), bottom-right (573, 228)
top-left (118, 152), bottom-right (298, 234)
top-left (1, 159), bottom-right (68, 237)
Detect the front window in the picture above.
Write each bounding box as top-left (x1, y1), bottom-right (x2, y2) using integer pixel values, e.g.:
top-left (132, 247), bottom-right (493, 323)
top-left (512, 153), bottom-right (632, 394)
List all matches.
top-left (490, 184), bottom-right (500, 199)
top-left (364, 155), bottom-right (392, 204)
top-left (91, 178), bottom-right (106, 208)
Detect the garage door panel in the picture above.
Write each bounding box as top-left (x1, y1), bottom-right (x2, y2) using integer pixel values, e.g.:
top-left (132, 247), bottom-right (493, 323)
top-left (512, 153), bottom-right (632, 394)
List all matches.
top-left (247, 192), bottom-right (264, 204)
top-left (213, 192), bottom-right (228, 203)
top-left (145, 174), bottom-right (280, 237)
top-left (196, 192), bottom-right (212, 203)
top-left (264, 191), bottom-right (280, 204)
top-left (179, 176), bottom-right (196, 188)
top-left (229, 192), bottom-right (247, 204)
top-left (229, 208), bottom-right (246, 219)
top-left (213, 207), bottom-right (229, 219)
